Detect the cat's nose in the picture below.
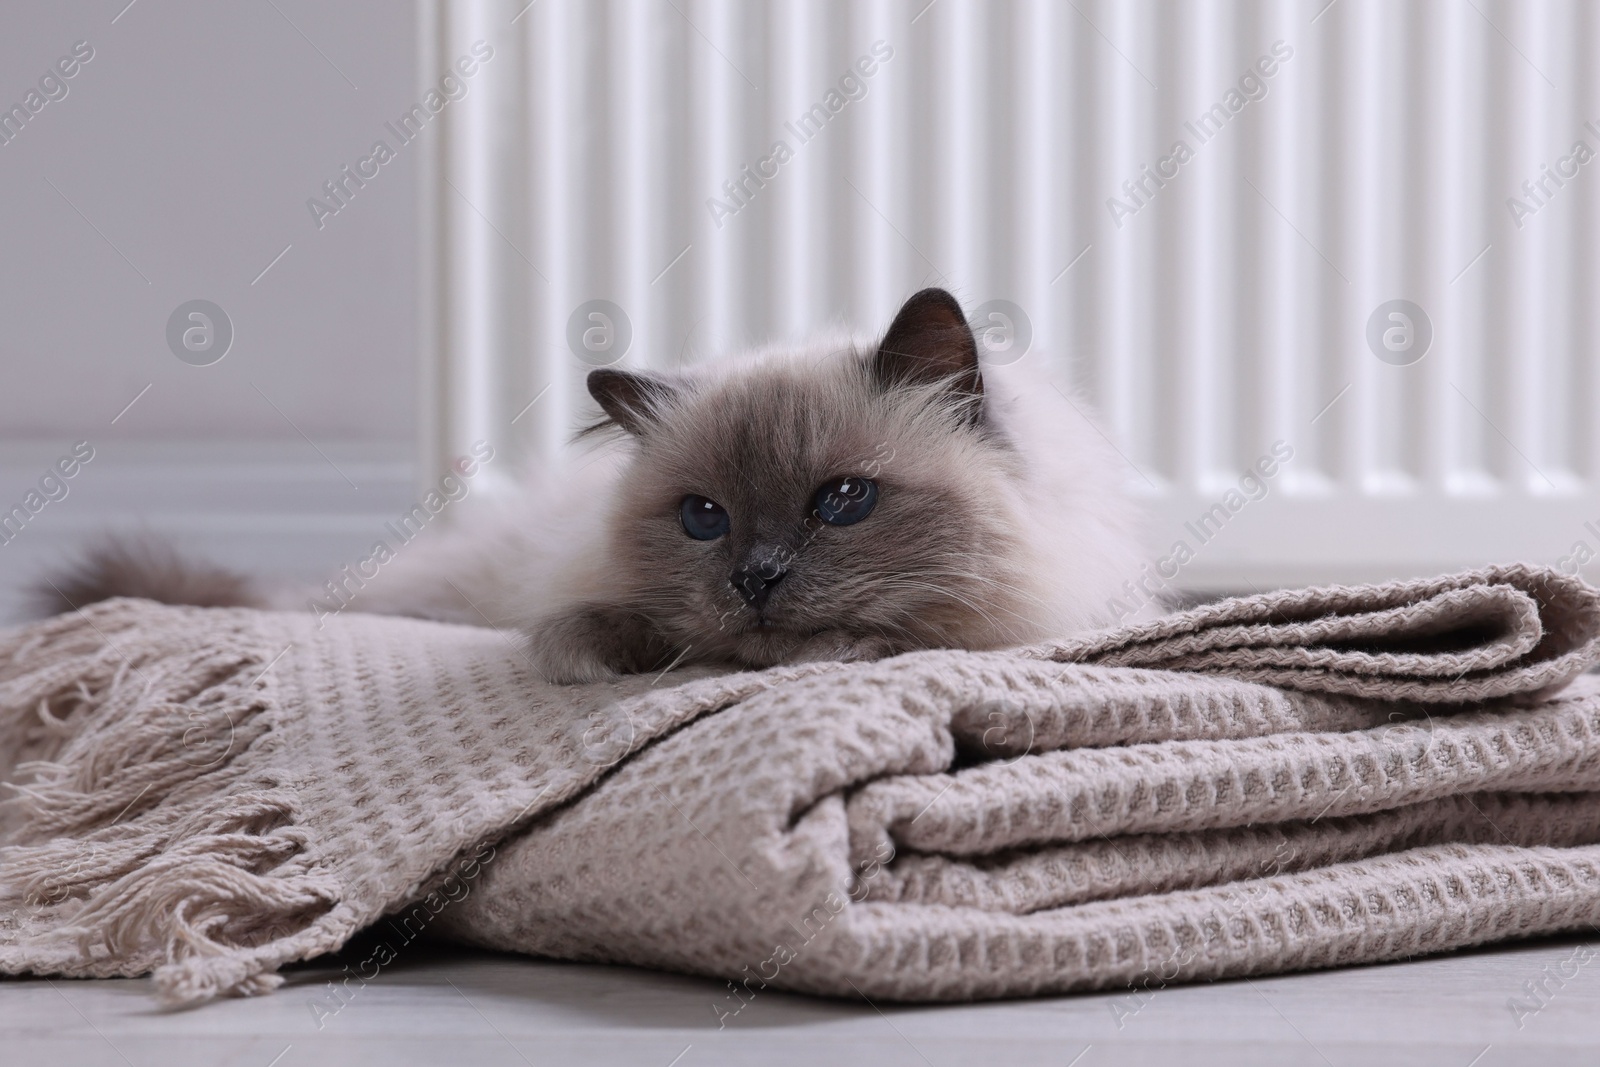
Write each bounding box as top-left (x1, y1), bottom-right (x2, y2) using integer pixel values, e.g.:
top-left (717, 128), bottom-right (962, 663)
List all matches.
top-left (730, 559), bottom-right (787, 611)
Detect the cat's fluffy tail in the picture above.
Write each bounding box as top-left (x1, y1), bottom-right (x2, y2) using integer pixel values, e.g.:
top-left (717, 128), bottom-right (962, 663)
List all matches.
top-left (29, 535), bottom-right (264, 618)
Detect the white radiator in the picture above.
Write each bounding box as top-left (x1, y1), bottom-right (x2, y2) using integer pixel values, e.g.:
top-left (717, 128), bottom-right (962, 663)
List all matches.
top-left (419, 0), bottom-right (1600, 590)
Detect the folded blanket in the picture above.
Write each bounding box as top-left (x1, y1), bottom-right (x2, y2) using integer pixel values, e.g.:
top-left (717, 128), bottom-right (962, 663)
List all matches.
top-left (2, 563), bottom-right (1598, 1006)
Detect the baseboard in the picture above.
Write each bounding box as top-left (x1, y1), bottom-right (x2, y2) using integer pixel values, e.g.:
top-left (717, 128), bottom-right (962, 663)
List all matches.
top-left (0, 440), bottom-right (417, 624)
top-left (1145, 493), bottom-right (1595, 591)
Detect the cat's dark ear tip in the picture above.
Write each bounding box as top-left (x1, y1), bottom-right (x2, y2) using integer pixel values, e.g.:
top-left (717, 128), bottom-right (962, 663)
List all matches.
top-left (585, 367), bottom-right (680, 437)
top-left (881, 288), bottom-right (974, 353)
top-left (899, 287), bottom-right (966, 319)
top-left (874, 287), bottom-right (982, 399)
top-left (584, 367), bottom-right (626, 403)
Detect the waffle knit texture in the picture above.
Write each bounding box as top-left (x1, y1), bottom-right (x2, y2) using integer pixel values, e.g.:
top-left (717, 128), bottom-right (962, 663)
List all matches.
top-left (1, 563), bottom-right (1598, 1006)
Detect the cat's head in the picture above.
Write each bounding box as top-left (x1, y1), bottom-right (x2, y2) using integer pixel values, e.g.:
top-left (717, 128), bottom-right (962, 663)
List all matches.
top-left (583, 288), bottom-right (1039, 669)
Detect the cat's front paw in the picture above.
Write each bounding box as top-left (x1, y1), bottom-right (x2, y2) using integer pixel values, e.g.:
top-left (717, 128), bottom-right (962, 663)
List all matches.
top-left (526, 631), bottom-right (621, 685)
top-left (781, 631), bottom-right (898, 666)
top-left (524, 604), bottom-right (666, 684)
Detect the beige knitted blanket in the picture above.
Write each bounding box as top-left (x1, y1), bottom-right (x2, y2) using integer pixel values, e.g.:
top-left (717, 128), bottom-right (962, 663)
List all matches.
top-left (3, 564), bottom-right (1599, 1007)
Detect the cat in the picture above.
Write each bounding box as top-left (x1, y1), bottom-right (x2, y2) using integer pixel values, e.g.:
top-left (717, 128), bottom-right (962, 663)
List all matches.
top-left (37, 289), bottom-right (1152, 684)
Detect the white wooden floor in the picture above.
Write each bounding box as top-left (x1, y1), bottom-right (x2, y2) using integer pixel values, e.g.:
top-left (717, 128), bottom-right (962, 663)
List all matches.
top-left (4, 935), bottom-right (1599, 1066)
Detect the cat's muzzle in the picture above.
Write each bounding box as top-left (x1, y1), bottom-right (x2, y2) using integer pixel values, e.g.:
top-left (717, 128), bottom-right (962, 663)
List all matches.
top-left (730, 556), bottom-right (788, 613)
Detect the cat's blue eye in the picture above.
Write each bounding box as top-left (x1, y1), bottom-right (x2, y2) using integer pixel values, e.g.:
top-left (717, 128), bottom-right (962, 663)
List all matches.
top-left (680, 495), bottom-right (730, 540)
top-left (813, 477), bottom-right (878, 526)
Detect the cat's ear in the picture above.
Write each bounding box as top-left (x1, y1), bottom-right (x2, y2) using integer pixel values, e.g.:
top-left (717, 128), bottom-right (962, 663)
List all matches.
top-left (872, 288), bottom-right (983, 420)
top-left (586, 368), bottom-right (680, 436)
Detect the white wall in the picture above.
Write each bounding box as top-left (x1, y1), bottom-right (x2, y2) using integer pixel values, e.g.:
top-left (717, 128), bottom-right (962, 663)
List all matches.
top-left (0, 0), bottom-right (425, 618)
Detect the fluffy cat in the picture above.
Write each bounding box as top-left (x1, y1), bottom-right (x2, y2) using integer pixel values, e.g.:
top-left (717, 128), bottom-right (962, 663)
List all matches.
top-left (39, 289), bottom-right (1151, 684)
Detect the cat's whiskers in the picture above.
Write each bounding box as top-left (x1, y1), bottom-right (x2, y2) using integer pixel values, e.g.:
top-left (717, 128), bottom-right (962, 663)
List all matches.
top-left (870, 572), bottom-right (1049, 644)
top-left (897, 566), bottom-right (1047, 610)
top-left (907, 551), bottom-right (1052, 604)
top-left (853, 564), bottom-right (1034, 613)
top-left (853, 577), bottom-right (1014, 636)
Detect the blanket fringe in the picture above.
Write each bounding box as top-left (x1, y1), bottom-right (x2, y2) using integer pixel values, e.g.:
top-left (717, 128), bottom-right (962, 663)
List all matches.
top-left (0, 600), bottom-right (338, 1003)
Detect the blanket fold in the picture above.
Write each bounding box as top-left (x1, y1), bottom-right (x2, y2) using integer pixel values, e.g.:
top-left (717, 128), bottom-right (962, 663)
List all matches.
top-left (1046, 563), bottom-right (1600, 701)
top-left (2, 564), bottom-right (1599, 1005)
